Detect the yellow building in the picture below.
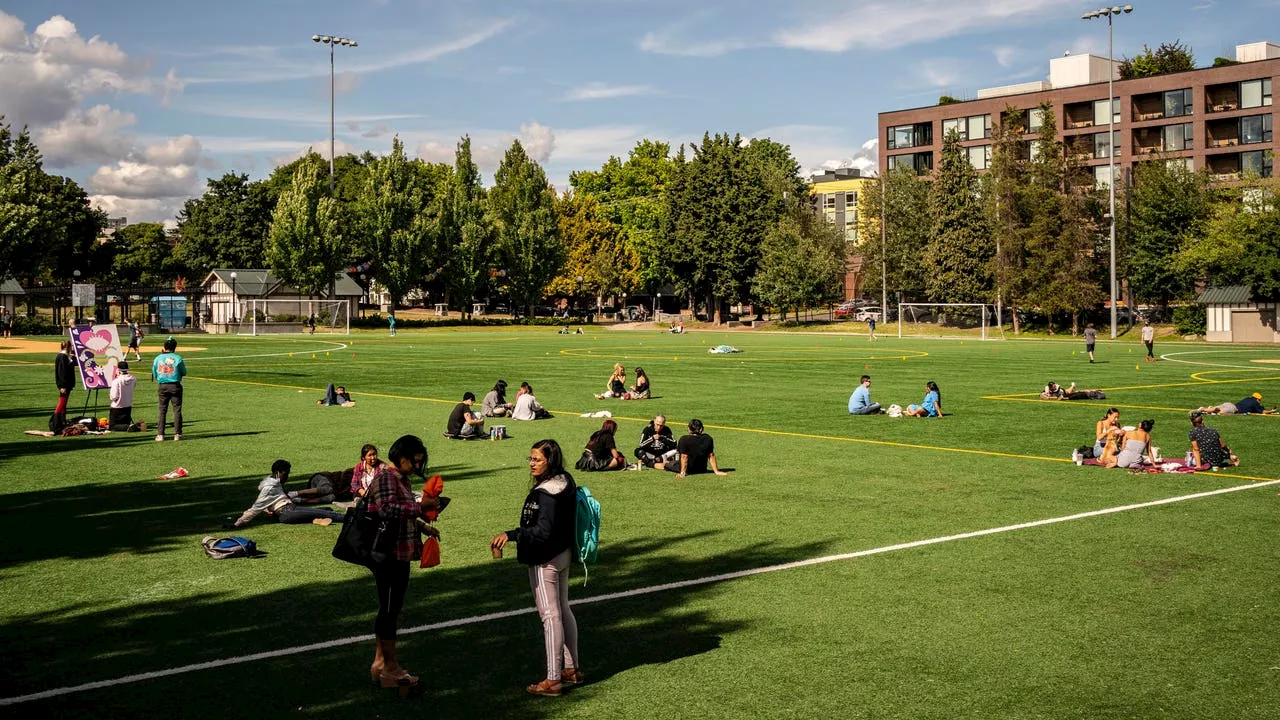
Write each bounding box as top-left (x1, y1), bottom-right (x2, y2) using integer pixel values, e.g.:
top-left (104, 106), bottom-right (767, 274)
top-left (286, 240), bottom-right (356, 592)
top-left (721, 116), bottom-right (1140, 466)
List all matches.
top-left (810, 168), bottom-right (876, 299)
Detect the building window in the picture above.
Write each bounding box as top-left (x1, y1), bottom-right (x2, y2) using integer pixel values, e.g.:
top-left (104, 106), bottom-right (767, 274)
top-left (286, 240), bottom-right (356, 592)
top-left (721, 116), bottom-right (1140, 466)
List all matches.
top-left (1162, 88), bottom-right (1192, 118)
top-left (888, 123), bottom-right (931, 150)
top-left (843, 191), bottom-right (858, 209)
top-left (1166, 157), bottom-right (1193, 172)
top-left (1241, 78), bottom-right (1273, 109)
top-left (942, 118), bottom-right (964, 140)
top-left (967, 114), bottom-right (991, 140)
top-left (967, 145), bottom-right (991, 170)
top-left (823, 194), bottom-right (836, 210)
top-left (1162, 122), bottom-right (1193, 151)
top-left (1093, 97), bottom-right (1120, 126)
top-left (1242, 150), bottom-right (1273, 178)
top-left (1028, 107), bottom-right (1044, 132)
top-left (1094, 164), bottom-right (1115, 190)
top-left (1093, 130), bottom-right (1119, 158)
top-left (1241, 114), bottom-right (1272, 144)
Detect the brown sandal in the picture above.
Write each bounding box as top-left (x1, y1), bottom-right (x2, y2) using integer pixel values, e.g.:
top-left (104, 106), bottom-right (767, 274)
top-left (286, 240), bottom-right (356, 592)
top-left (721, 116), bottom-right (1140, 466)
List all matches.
top-left (561, 668), bottom-right (584, 686)
top-left (526, 679), bottom-right (562, 697)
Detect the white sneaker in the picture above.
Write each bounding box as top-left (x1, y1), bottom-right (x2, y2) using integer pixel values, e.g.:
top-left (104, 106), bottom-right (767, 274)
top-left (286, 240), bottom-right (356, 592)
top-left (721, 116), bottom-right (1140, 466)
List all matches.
top-left (1071, 450), bottom-right (1082, 465)
top-left (173, 434), bottom-right (183, 441)
top-left (155, 434), bottom-right (164, 442)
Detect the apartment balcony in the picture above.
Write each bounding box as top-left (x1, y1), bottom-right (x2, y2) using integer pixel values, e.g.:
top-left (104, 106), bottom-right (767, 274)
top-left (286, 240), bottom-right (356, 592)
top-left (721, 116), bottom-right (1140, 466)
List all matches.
top-left (1206, 83), bottom-right (1241, 113)
top-left (1064, 102), bottom-right (1096, 129)
top-left (1206, 118), bottom-right (1241, 148)
top-left (1131, 128), bottom-right (1163, 155)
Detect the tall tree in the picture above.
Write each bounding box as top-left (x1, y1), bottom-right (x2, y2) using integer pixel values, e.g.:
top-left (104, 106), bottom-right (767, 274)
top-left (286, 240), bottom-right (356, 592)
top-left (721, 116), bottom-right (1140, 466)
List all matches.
top-left (1175, 180), bottom-right (1280, 299)
top-left (1123, 159), bottom-right (1214, 308)
top-left (110, 223), bottom-right (177, 285)
top-left (489, 140), bottom-right (562, 317)
top-left (925, 130), bottom-right (991, 302)
top-left (355, 137), bottom-right (439, 316)
top-left (267, 153), bottom-right (343, 297)
top-left (175, 173), bottom-right (275, 275)
top-left (548, 191), bottom-right (636, 310)
top-left (752, 203), bottom-right (846, 320)
top-left (986, 106), bottom-right (1033, 332)
top-left (1119, 40), bottom-right (1195, 80)
top-left (858, 166), bottom-right (932, 302)
top-left (438, 136), bottom-right (494, 317)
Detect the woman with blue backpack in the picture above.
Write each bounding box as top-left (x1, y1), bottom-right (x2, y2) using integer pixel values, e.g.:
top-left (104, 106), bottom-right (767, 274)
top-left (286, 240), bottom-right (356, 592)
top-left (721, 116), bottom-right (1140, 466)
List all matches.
top-left (490, 438), bottom-right (583, 697)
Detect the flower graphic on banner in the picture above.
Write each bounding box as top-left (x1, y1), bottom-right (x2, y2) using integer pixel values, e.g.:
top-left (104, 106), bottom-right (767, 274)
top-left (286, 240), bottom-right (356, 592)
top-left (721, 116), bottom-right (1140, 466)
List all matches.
top-left (70, 325), bottom-right (124, 390)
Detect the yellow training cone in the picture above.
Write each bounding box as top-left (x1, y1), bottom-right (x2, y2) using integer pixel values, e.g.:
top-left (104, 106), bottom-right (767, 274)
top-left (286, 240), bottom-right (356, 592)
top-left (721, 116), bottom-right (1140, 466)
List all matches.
top-left (326, 352), bottom-right (330, 357)
top-left (311, 354), bottom-right (316, 359)
top-left (289, 353), bottom-right (294, 358)
top-left (1135, 364), bottom-right (1140, 370)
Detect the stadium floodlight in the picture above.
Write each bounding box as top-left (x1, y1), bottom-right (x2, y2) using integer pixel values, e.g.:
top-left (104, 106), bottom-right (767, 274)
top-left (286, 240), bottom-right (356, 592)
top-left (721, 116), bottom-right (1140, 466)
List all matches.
top-left (311, 33), bottom-right (358, 193)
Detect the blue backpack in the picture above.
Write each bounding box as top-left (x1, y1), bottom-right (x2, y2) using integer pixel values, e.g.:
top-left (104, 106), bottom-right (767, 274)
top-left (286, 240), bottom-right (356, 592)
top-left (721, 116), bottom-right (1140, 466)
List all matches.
top-left (202, 535), bottom-right (264, 559)
top-left (574, 486), bottom-right (601, 583)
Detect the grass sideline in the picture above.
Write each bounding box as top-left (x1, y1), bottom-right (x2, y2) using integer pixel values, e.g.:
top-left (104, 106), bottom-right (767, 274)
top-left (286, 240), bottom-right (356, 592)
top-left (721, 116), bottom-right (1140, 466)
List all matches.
top-left (1, 328), bottom-right (1278, 719)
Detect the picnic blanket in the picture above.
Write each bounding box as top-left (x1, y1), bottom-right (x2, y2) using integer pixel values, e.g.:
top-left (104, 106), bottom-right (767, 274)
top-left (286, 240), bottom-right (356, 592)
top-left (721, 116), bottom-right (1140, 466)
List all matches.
top-left (1080, 457), bottom-right (1207, 474)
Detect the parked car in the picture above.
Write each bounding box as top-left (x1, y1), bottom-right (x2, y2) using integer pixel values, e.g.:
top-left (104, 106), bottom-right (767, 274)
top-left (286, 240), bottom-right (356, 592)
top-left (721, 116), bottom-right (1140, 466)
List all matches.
top-left (854, 307), bottom-right (882, 322)
top-left (834, 300), bottom-right (860, 319)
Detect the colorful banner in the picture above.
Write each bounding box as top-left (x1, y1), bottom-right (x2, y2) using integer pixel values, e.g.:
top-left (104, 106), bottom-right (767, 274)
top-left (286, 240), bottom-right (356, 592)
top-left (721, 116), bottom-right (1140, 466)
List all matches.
top-left (69, 324), bottom-right (125, 391)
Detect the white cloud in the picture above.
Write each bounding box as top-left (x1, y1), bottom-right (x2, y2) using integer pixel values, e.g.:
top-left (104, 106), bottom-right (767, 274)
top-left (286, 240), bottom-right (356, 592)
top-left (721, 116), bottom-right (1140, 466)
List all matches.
top-left (141, 135), bottom-right (203, 167)
top-left (994, 46), bottom-right (1018, 68)
top-left (36, 105), bottom-right (137, 166)
top-left (414, 121), bottom-right (561, 169)
top-left (638, 29), bottom-right (753, 57)
top-left (88, 161), bottom-right (200, 199)
top-left (565, 82), bottom-right (659, 101)
top-left (919, 59), bottom-right (965, 88)
top-left (815, 138), bottom-right (879, 177)
top-left (747, 125), bottom-right (878, 177)
top-left (89, 195), bottom-right (186, 225)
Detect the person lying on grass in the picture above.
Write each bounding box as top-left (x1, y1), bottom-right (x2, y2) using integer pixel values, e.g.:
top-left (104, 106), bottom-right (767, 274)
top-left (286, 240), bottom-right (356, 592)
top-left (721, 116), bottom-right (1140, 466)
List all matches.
top-left (225, 459), bottom-right (347, 528)
top-left (1039, 381), bottom-right (1104, 400)
top-left (317, 383), bottom-right (356, 407)
top-left (1196, 392), bottom-right (1277, 415)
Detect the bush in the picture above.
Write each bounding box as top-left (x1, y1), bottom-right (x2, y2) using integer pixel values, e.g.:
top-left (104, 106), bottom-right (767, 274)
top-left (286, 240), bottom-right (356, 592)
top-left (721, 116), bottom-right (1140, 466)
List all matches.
top-left (1173, 305), bottom-right (1206, 336)
top-left (11, 315), bottom-right (62, 335)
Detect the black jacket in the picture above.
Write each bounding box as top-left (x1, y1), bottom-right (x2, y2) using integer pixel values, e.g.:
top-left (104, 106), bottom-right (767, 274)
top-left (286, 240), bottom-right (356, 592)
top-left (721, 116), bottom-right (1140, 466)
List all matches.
top-left (505, 472), bottom-right (576, 566)
top-left (55, 353), bottom-right (77, 392)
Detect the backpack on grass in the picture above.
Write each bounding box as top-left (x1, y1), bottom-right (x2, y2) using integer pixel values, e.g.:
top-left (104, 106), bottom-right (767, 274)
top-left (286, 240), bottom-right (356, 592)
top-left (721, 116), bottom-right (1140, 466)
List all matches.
top-left (574, 485), bottom-right (601, 584)
top-left (202, 535), bottom-right (265, 559)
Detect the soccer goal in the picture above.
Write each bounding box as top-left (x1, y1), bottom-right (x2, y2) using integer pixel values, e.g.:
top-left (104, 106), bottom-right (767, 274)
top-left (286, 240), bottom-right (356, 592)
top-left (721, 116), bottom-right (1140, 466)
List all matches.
top-left (233, 299), bottom-right (350, 336)
top-left (896, 303), bottom-right (1003, 341)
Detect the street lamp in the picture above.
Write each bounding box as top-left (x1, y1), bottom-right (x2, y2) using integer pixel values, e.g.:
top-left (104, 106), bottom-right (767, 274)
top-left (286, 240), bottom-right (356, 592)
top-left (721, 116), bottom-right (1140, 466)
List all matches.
top-left (230, 271), bottom-right (238, 324)
top-left (311, 33), bottom-right (358, 194)
top-left (1083, 4), bottom-right (1133, 340)
top-left (72, 270), bottom-right (81, 325)
top-left (655, 292), bottom-right (662, 321)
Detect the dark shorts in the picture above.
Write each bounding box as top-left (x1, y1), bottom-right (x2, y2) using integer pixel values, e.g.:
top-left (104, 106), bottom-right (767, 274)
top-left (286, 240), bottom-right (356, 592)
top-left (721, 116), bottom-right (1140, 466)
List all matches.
top-left (1086, 343), bottom-right (1095, 352)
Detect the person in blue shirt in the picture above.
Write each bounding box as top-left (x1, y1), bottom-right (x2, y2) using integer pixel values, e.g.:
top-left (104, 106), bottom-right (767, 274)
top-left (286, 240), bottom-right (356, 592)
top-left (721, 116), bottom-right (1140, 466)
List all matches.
top-left (848, 375), bottom-right (882, 415)
top-left (151, 337), bottom-right (187, 441)
top-left (905, 381), bottom-right (943, 418)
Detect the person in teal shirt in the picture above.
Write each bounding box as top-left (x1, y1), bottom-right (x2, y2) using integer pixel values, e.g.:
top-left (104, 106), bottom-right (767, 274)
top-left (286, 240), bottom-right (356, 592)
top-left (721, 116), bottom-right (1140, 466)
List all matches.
top-left (152, 337), bottom-right (187, 441)
top-left (388, 313), bottom-right (396, 336)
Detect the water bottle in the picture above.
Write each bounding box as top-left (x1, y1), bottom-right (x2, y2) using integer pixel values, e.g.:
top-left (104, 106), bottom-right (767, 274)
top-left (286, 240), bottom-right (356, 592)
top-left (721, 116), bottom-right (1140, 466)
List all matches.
top-left (1185, 450), bottom-right (1193, 465)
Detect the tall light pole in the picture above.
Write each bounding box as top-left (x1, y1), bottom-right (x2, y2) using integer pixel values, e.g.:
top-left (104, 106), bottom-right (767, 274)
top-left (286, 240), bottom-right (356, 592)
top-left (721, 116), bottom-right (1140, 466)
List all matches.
top-left (1083, 5), bottom-right (1133, 340)
top-left (311, 34), bottom-right (358, 194)
top-left (230, 271), bottom-right (238, 324)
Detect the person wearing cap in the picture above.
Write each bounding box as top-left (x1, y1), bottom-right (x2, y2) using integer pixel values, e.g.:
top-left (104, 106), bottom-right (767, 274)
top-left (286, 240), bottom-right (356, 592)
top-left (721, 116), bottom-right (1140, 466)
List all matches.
top-left (108, 362), bottom-right (144, 432)
top-left (1187, 411), bottom-right (1238, 468)
top-left (151, 337), bottom-right (187, 441)
top-left (1196, 392), bottom-right (1276, 415)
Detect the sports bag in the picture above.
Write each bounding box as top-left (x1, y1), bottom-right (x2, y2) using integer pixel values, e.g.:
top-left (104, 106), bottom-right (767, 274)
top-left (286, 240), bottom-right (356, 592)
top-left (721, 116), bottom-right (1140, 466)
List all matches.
top-left (332, 478), bottom-right (396, 567)
top-left (202, 535), bottom-right (264, 559)
top-left (574, 485), bottom-right (601, 584)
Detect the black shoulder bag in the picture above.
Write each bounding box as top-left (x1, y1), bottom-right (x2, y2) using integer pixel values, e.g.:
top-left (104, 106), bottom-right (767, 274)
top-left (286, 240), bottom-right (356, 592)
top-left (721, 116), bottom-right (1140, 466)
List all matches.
top-left (332, 476), bottom-right (396, 566)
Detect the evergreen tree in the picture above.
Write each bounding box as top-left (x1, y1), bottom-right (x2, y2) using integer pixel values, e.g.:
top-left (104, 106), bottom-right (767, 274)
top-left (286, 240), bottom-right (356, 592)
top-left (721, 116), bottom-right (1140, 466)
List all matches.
top-left (858, 166), bottom-right (932, 301)
top-left (986, 106), bottom-right (1033, 332)
top-left (925, 130), bottom-right (991, 303)
top-left (267, 153), bottom-right (343, 297)
top-left (438, 136), bottom-right (494, 317)
top-left (489, 140), bottom-right (561, 317)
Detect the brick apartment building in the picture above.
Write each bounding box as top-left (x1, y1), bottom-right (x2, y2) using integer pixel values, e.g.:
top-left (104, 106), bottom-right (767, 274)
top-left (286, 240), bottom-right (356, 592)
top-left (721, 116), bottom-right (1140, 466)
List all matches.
top-left (878, 41), bottom-right (1277, 187)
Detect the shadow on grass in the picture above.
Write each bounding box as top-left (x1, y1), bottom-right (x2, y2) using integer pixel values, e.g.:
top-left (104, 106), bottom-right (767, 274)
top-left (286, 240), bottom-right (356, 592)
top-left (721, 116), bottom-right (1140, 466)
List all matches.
top-left (0, 430), bottom-right (264, 463)
top-left (2, 532), bottom-right (833, 719)
top-left (0, 406), bottom-right (51, 421)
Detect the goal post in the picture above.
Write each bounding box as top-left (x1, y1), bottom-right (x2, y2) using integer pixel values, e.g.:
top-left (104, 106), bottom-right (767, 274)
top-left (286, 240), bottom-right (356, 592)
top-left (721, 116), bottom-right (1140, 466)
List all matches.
top-left (896, 303), bottom-right (1002, 341)
top-left (233, 298), bottom-right (350, 336)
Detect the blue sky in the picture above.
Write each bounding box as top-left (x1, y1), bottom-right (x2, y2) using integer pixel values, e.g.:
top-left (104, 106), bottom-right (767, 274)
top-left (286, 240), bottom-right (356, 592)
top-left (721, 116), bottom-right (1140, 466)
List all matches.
top-left (0, 0), bottom-right (1274, 223)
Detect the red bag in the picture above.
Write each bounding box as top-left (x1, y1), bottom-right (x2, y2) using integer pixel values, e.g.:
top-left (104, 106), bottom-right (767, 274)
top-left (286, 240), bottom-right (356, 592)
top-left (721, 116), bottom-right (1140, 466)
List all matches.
top-left (420, 536), bottom-right (440, 568)
top-left (421, 474), bottom-right (444, 522)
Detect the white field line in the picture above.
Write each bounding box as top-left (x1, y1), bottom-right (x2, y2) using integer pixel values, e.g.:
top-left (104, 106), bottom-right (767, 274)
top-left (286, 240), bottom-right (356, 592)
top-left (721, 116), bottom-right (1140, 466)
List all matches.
top-left (3, 478), bottom-right (1277, 707)
top-left (1160, 349), bottom-right (1280, 371)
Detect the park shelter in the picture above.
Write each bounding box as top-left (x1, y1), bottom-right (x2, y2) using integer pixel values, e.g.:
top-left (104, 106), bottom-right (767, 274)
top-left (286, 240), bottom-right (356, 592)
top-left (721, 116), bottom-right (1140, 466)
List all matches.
top-left (1197, 286), bottom-right (1279, 343)
top-left (1, 279), bottom-right (23, 317)
top-left (199, 269), bottom-right (362, 333)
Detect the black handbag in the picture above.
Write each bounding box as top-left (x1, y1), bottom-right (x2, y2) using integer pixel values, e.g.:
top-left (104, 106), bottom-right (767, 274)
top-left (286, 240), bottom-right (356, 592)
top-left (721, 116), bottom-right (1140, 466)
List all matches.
top-left (332, 479), bottom-right (396, 566)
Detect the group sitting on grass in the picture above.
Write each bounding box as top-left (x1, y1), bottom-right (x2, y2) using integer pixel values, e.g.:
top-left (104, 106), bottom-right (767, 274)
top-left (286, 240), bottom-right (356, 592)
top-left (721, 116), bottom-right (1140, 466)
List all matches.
top-left (593, 363), bottom-right (650, 400)
top-left (224, 459), bottom-right (348, 528)
top-left (847, 376), bottom-right (942, 417)
top-left (1072, 407), bottom-right (1241, 471)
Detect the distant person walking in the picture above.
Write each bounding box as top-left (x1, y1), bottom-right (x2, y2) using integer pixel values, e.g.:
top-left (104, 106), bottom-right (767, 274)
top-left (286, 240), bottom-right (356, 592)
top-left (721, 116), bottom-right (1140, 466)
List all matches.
top-left (1, 308), bottom-right (12, 338)
top-left (868, 316), bottom-right (877, 341)
top-left (388, 313), bottom-right (396, 336)
top-left (53, 340), bottom-right (76, 430)
top-left (1084, 323), bottom-right (1098, 363)
top-left (127, 320), bottom-right (144, 361)
top-left (152, 337), bottom-right (187, 441)
top-left (1141, 320), bottom-right (1155, 362)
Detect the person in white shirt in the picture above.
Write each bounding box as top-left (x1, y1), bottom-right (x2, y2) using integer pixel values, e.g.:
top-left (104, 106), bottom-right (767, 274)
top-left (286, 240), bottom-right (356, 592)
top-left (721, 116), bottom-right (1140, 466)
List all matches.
top-left (108, 362), bottom-right (144, 432)
top-left (1141, 319), bottom-right (1156, 363)
top-left (511, 382), bottom-right (551, 420)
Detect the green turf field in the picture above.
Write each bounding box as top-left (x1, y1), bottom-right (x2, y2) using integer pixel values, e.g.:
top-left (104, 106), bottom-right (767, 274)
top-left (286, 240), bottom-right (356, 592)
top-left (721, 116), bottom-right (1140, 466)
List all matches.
top-left (2, 328), bottom-right (1278, 719)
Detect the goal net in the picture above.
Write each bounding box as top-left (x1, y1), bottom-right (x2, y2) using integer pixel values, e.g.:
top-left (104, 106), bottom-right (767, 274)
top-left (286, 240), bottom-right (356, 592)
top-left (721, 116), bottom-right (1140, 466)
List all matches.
top-left (896, 303), bottom-right (1002, 341)
top-left (233, 299), bottom-right (350, 336)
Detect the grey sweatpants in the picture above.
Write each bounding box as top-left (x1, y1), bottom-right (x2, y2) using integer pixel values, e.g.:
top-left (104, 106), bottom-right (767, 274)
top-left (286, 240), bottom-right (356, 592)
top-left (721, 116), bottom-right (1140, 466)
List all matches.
top-left (529, 548), bottom-right (579, 681)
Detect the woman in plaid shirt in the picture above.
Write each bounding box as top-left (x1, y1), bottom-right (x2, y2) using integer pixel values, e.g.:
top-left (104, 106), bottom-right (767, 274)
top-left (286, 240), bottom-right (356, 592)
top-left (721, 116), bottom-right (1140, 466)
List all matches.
top-left (366, 434), bottom-right (439, 692)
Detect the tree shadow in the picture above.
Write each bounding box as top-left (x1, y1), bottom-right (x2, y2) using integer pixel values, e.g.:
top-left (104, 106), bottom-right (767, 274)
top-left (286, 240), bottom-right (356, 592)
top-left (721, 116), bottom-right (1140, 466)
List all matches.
top-left (2, 532), bottom-right (833, 719)
top-left (0, 406), bottom-right (51, 421)
top-left (0, 430), bottom-right (264, 463)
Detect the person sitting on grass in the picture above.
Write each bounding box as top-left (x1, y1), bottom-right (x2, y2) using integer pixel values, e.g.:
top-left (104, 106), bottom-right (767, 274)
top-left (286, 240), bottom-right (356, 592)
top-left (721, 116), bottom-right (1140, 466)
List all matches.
top-left (904, 381), bottom-right (943, 418)
top-left (1188, 411), bottom-right (1238, 468)
top-left (349, 443), bottom-right (384, 498)
top-left (1196, 392), bottom-right (1277, 415)
top-left (848, 375), bottom-right (882, 415)
top-left (575, 419), bottom-right (628, 471)
top-left (634, 414), bottom-right (677, 467)
top-left (107, 361), bottom-right (145, 432)
top-left (318, 383), bottom-right (356, 407)
top-left (595, 363), bottom-right (627, 399)
top-left (657, 419), bottom-right (728, 478)
top-left (225, 460), bottom-right (347, 528)
top-left (446, 392), bottom-right (486, 439)
top-left (512, 382), bottom-right (552, 420)
top-left (625, 367), bottom-right (651, 400)
top-left (482, 380), bottom-right (514, 418)
top-left (1105, 419), bottom-right (1157, 469)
